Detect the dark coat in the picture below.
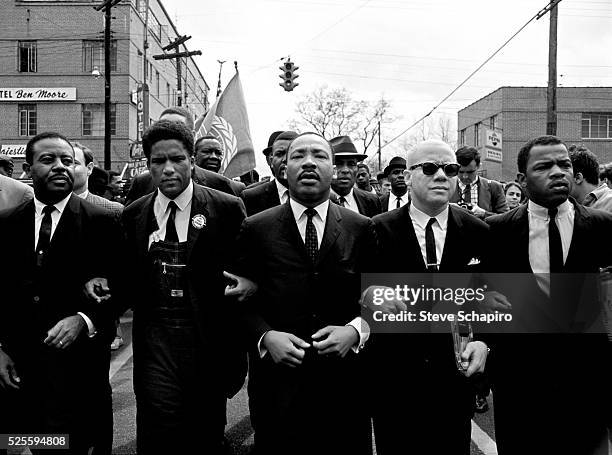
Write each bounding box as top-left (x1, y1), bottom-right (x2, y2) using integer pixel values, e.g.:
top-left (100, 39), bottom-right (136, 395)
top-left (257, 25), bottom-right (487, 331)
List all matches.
top-left (366, 204), bottom-right (489, 455)
top-left (0, 195), bottom-right (122, 451)
top-left (240, 179), bottom-right (281, 217)
top-left (119, 184), bottom-right (248, 398)
top-left (125, 165), bottom-right (238, 206)
top-left (352, 187), bottom-right (383, 217)
top-left (484, 201), bottom-right (612, 455)
top-left (232, 201), bottom-right (376, 455)
top-left (450, 176), bottom-right (508, 217)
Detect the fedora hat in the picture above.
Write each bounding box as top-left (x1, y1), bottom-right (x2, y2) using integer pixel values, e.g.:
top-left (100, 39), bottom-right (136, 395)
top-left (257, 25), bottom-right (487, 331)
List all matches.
top-left (383, 156), bottom-right (407, 177)
top-left (262, 131), bottom-right (284, 156)
top-left (330, 135), bottom-right (367, 163)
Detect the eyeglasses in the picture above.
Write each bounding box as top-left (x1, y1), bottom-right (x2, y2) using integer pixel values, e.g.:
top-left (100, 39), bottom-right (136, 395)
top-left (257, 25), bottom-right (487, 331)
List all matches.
top-left (409, 162), bottom-right (460, 177)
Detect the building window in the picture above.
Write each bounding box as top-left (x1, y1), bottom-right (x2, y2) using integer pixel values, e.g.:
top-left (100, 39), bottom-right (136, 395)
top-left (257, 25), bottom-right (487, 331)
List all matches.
top-left (459, 129), bottom-right (465, 145)
top-left (474, 123), bottom-right (480, 146)
top-left (18, 104), bottom-right (37, 136)
top-left (155, 71), bottom-right (160, 97)
top-left (83, 40), bottom-right (117, 73)
top-left (82, 104), bottom-right (116, 136)
top-left (18, 41), bottom-right (37, 72)
top-left (581, 113), bottom-right (612, 139)
top-left (490, 115), bottom-right (497, 130)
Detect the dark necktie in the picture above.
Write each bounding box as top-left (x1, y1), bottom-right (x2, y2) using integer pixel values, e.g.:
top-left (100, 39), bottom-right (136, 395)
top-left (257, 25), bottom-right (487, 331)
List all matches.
top-left (548, 207), bottom-right (563, 273)
top-left (165, 201), bottom-right (179, 243)
top-left (396, 197), bottom-right (401, 209)
top-left (338, 196), bottom-right (346, 207)
top-left (305, 208), bottom-right (318, 263)
top-left (464, 183), bottom-right (472, 203)
top-left (425, 217), bottom-right (438, 271)
top-left (36, 205), bottom-right (55, 264)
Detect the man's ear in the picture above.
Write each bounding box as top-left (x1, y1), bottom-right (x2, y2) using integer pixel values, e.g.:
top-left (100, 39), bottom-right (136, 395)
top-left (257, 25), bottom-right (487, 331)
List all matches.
top-left (573, 171), bottom-right (584, 185)
top-left (22, 162), bottom-right (31, 178)
top-left (516, 173), bottom-right (527, 189)
top-left (86, 162), bottom-right (94, 177)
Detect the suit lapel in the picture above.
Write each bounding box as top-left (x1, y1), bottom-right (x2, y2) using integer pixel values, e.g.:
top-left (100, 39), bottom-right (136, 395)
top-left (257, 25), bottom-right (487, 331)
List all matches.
top-left (478, 179), bottom-right (491, 211)
top-left (353, 190), bottom-right (366, 216)
top-left (401, 204), bottom-right (427, 270)
top-left (439, 207), bottom-right (462, 270)
top-left (513, 204), bottom-right (532, 272)
top-left (186, 186), bottom-right (209, 264)
top-left (15, 200), bottom-right (36, 267)
top-left (279, 201), bottom-right (310, 262)
top-left (48, 195), bottom-right (81, 259)
top-left (564, 200), bottom-right (590, 271)
top-left (134, 192), bottom-right (157, 260)
top-left (266, 180), bottom-right (281, 206)
top-left (317, 203), bottom-right (342, 265)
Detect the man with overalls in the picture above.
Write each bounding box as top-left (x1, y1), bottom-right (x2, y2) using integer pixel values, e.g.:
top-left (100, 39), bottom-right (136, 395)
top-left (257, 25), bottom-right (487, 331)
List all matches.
top-left (118, 120), bottom-right (248, 454)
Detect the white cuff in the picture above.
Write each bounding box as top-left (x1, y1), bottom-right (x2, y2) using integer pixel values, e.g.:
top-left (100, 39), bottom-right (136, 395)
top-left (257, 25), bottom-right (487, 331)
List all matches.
top-left (347, 317), bottom-right (370, 353)
top-left (257, 331), bottom-right (268, 358)
top-left (77, 312), bottom-right (97, 338)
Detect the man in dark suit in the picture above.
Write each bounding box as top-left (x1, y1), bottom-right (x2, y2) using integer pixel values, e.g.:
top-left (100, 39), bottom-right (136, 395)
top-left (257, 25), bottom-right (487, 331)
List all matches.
top-left (365, 139), bottom-right (489, 455)
top-left (450, 145), bottom-right (508, 219)
top-left (379, 156), bottom-right (409, 212)
top-left (330, 135), bottom-right (382, 218)
top-left (231, 132), bottom-right (376, 455)
top-left (124, 108), bottom-right (238, 205)
top-left (194, 134), bottom-right (246, 195)
top-left (484, 135), bottom-right (612, 455)
top-left (240, 131), bottom-right (297, 216)
top-left (117, 120), bottom-right (247, 454)
top-left (0, 132), bottom-right (121, 455)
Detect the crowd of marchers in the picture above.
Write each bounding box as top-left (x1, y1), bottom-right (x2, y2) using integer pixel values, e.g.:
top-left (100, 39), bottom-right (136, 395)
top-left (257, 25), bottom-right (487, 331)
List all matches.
top-left (1, 106), bottom-right (611, 455)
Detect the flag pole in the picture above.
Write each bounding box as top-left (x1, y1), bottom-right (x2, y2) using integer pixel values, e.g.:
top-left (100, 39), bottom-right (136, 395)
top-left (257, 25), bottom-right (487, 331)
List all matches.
top-left (216, 60), bottom-right (226, 98)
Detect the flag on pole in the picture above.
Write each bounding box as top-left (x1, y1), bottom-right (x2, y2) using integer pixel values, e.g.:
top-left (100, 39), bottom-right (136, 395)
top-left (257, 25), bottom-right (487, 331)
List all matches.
top-left (195, 70), bottom-right (255, 179)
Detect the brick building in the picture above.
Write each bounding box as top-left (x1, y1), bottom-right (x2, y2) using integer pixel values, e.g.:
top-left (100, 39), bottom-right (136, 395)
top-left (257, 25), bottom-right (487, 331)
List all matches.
top-left (457, 86), bottom-right (612, 182)
top-left (0, 0), bottom-right (209, 176)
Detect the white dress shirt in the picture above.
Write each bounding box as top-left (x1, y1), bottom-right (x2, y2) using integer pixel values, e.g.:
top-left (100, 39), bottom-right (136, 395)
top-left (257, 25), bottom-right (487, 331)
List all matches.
top-left (258, 198), bottom-right (369, 356)
top-left (275, 179), bottom-right (289, 204)
top-left (75, 189), bottom-right (89, 199)
top-left (409, 203), bottom-right (449, 268)
top-left (337, 188), bottom-right (360, 214)
top-left (148, 182), bottom-right (194, 248)
top-left (34, 194), bottom-right (96, 336)
top-left (528, 200), bottom-right (574, 295)
top-left (458, 176), bottom-right (480, 205)
top-left (387, 192), bottom-right (409, 212)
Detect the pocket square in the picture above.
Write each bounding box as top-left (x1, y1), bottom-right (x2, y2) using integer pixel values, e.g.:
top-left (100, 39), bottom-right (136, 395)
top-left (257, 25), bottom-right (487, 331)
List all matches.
top-left (468, 258), bottom-right (481, 266)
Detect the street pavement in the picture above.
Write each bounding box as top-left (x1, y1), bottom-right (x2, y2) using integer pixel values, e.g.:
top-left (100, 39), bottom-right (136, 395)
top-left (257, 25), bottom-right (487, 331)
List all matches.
top-left (110, 313), bottom-right (500, 454)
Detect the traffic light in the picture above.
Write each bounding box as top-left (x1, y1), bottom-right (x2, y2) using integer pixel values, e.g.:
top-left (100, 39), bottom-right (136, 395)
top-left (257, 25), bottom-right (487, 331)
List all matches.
top-left (279, 58), bottom-right (299, 92)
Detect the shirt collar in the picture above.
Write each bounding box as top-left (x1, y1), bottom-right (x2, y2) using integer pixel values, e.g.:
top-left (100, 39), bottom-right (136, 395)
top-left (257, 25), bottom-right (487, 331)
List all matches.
top-left (528, 199), bottom-right (572, 220)
top-left (34, 192), bottom-right (72, 216)
top-left (391, 191), bottom-right (408, 202)
top-left (589, 182), bottom-right (611, 201)
top-left (289, 198), bottom-right (329, 223)
top-left (75, 189), bottom-right (89, 200)
top-left (409, 203), bottom-right (449, 230)
top-left (459, 176), bottom-right (479, 190)
top-left (157, 181), bottom-right (193, 212)
top-left (275, 179), bottom-right (288, 195)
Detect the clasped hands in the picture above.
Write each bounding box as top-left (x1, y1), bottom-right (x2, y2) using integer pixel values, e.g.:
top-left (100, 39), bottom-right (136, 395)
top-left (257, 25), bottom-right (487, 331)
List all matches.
top-left (263, 326), bottom-right (359, 368)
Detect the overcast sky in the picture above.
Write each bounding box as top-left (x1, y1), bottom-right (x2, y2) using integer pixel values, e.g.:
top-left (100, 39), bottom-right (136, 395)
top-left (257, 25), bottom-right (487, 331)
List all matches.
top-left (167, 0), bottom-right (612, 175)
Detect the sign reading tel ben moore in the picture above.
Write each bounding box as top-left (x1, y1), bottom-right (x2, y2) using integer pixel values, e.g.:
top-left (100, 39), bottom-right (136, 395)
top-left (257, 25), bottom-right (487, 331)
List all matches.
top-left (0, 88), bottom-right (76, 101)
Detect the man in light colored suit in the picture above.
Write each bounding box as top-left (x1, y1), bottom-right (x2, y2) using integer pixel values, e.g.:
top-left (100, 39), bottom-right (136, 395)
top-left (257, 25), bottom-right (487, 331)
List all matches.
top-left (72, 142), bottom-right (123, 218)
top-left (0, 173), bottom-right (33, 210)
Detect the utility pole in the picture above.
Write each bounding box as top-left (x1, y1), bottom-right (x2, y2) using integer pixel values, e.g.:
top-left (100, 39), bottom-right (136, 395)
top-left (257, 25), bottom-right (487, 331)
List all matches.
top-left (546, 0), bottom-right (560, 135)
top-left (377, 119), bottom-right (382, 171)
top-left (216, 60), bottom-right (226, 98)
top-left (94, 0), bottom-right (121, 170)
top-left (153, 36), bottom-right (201, 107)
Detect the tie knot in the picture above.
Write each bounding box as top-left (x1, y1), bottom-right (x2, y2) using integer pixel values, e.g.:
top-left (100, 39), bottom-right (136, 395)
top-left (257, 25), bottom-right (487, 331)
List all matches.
top-left (338, 196), bottom-right (346, 204)
top-left (42, 205), bottom-right (55, 216)
top-left (427, 217), bottom-right (437, 228)
top-left (167, 200), bottom-right (178, 212)
top-left (548, 207), bottom-right (558, 219)
top-left (305, 208), bottom-right (317, 220)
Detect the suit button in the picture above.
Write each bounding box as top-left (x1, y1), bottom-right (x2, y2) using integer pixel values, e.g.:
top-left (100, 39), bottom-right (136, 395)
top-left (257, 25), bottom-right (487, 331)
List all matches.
top-left (33, 296), bottom-right (40, 303)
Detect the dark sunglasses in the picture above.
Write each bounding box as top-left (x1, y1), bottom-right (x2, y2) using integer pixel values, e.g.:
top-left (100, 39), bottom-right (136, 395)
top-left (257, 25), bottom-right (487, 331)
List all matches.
top-left (409, 161), bottom-right (460, 177)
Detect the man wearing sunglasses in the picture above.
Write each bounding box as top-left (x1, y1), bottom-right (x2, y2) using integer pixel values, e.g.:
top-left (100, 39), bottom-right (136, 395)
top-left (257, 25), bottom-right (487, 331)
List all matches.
top-left (450, 146), bottom-right (508, 219)
top-left (366, 139), bottom-right (489, 455)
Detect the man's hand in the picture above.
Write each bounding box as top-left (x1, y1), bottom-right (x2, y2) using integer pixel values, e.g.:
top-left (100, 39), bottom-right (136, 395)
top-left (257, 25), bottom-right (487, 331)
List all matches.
top-left (0, 350), bottom-right (20, 390)
top-left (44, 315), bottom-right (86, 349)
top-left (312, 326), bottom-right (359, 358)
top-left (480, 291), bottom-right (512, 314)
top-left (461, 341), bottom-right (488, 377)
top-left (470, 204), bottom-right (486, 218)
top-left (361, 286), bottom-right (407, 314)
top-left (84, 277), bottom-right (111, 303)
top-left (262, 331), bottom-right (310, 367)
top-left (224, 271), bottom-right (258, 302)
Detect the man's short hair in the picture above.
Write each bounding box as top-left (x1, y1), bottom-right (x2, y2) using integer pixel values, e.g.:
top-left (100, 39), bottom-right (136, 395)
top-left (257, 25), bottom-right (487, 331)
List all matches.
top-left (600, 162), bottom-right (612, 181)
top-left (568, 145), bottom-right (599, 186)
top-left (286, 132), bottom-right (332, 154)
top-left (455, 146), bottom-right (481, 167)
top-left (517, 135), bottom-right (565, 175)
top-left (194, 134), bottom-right (220, 149)
top-left (159, 106), bottom-right (195, 131)
top-left (25, 132), bottom-right (73, 165)
top-left (72, 141), bottom-right (94, 166)
top-left (142, 120), bottom-right (194, 159)
top-left (357, 163), bottom-right (370, 174)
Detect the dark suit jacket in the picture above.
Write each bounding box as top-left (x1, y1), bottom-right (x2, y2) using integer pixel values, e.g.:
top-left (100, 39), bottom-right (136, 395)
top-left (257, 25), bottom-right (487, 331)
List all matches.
top-left (379, 191), bottom-right (409, 213)
top-left (240, 179), bottom-right (281, 216)
top-left (232, 202), bottom-right (376, 454)
top-left (367, 204), bottom-right (489, 454)
top-left (352, 187), bottom-right (382, 217)
top-left (125, 165), bottom-right (237, 206)
top-left (450, 176), bottom-right (508, 217)
top-left (0, 195), bottom-right (122, 444)
top-left (119, 184), bottom-right (247, 398)
top-left (229, 178), bottom-right (246, 196)
top-left (484, 201), bottom-right (612, 455)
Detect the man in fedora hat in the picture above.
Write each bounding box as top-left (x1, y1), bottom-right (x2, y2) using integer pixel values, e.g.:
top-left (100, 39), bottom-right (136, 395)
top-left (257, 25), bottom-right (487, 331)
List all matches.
top-left (330, 135), bottom-right (382, 218)
top-left (380, 156), bottom-right (409, 212)
top-left (241, 131), bottom-right (298, 216)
